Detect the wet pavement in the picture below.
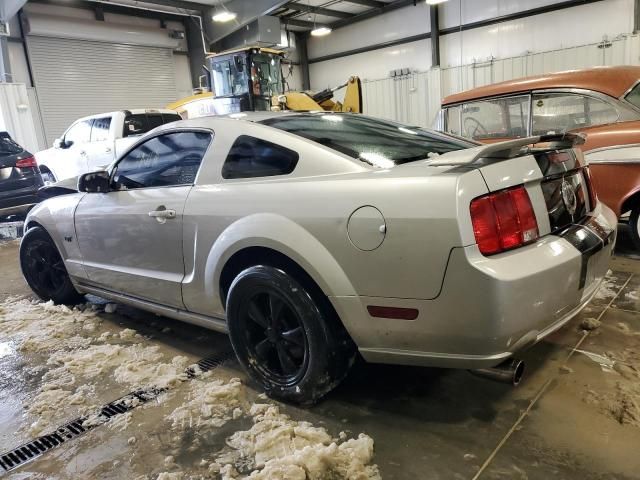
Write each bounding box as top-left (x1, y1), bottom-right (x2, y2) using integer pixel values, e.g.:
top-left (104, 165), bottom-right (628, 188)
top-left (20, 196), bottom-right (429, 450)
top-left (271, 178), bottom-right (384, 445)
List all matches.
top-left (0, 222), bottom-right (639, 479)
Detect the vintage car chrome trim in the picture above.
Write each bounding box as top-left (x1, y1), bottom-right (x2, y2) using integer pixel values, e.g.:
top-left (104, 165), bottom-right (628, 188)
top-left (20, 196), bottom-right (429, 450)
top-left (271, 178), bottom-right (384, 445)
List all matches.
top-left (585, 143), bottom-right (640, 164)
top-left (76, 282), bottom-right (229, 333)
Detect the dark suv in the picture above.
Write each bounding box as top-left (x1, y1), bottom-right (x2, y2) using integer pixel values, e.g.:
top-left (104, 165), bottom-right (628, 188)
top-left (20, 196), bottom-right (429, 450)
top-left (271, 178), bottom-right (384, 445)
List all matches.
top-left (0, 132), bottom-right (43, 219)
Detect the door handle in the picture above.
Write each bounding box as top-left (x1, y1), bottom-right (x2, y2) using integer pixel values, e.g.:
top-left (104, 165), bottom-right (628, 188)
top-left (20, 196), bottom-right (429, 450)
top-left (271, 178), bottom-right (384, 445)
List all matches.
top-left (105, 147), bottom-right (112, 153)
top-left (80, 150), bottom-right (87, 156)
top-left (148, 208), bottom-right (176, 223)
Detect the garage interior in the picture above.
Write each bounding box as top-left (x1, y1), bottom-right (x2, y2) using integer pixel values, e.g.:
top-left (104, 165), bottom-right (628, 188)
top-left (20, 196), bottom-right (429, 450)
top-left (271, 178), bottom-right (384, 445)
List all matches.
top-left (1, 0), bottom-right (640, 479)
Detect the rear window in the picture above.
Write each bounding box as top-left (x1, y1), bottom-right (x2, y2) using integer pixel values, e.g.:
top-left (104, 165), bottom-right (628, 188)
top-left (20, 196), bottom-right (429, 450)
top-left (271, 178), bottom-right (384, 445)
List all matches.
top-left (123, 113), bottom-right (182, 137)
top-left (222, 135), bottom-right (298, 179)
top-left (0, 133), bottom-right (23, 155)
top-left (259, 114), bottom-right (472, 167)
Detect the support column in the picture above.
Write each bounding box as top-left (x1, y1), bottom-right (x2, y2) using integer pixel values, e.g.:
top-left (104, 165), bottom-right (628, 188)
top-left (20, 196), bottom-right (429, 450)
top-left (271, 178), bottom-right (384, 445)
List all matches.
top-left (0, 37), bottom-right (11, 82)
top-left (184, 14), bottom-right (208, 90)
top-left (296, 32), bottom-right (310, 91)
top-left (430, 4), bottom-right (440, 68)
top-left (635, 0), bottom-right (640, 33)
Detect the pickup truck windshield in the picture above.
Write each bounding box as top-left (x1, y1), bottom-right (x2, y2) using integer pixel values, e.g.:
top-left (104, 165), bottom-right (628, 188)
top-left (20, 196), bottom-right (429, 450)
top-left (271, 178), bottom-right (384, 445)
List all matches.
top-left (260, 114), bottom-right (474, 167)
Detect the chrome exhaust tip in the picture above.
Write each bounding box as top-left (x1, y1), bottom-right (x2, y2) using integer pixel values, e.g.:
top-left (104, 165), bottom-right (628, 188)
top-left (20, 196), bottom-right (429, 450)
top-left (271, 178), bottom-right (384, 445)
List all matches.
top-left (469, 358), bottom-right (525, 386)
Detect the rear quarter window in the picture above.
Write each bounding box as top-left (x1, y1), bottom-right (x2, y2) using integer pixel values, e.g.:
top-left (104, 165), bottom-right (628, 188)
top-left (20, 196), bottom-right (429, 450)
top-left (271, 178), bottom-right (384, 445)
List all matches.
top-left (222, 135), bottom-right (299, 179)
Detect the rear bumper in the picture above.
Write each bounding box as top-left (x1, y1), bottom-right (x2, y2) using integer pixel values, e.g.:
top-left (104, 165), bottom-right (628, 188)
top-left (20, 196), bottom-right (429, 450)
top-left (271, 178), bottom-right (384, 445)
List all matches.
top-left (0, 181), bottom-right (43, 216)
top-left (331, 203), bottom-right (617, 369)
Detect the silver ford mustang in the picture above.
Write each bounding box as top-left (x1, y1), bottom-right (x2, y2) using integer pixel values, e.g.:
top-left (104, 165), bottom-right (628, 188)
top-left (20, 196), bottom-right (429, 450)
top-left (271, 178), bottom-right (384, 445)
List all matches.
top-left (21, 112), bottom-right (616, 403)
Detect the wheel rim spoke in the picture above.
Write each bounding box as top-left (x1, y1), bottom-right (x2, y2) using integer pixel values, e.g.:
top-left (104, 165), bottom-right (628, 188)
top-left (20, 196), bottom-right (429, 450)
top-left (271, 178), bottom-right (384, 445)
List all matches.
top-left (281, 327), bottom-right (304, 347)
top-left (276, 342), bottom-right (298, 375)
top-left (255, 338), bottom-right (272, 361)
top-left (248, 299), bottom-right (269, 328)
top-left (268, 294), bottom-right (285, 328)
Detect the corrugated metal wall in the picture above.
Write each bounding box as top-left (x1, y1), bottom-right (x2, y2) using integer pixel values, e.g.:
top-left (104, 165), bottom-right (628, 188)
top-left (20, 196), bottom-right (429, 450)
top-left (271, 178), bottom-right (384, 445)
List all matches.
top-left (26, 36), bottom-right (178, 145)
top-left (361, 34), bottom-right (640, 128)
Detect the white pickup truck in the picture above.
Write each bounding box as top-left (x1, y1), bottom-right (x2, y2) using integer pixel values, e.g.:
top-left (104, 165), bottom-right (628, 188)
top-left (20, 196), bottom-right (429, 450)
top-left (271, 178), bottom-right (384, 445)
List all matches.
top-left (35, 109), bottom-right (181, 183)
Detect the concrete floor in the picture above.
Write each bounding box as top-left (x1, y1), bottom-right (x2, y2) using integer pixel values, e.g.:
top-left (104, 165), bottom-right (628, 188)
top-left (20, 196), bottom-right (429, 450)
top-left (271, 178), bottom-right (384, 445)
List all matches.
top-left (1, 225), bottom-right (640, 479)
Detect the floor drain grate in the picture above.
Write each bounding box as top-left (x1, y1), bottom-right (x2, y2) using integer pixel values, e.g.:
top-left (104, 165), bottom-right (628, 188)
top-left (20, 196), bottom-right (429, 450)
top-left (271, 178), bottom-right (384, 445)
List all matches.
top-left (0, 349), bottom-right (234, 474)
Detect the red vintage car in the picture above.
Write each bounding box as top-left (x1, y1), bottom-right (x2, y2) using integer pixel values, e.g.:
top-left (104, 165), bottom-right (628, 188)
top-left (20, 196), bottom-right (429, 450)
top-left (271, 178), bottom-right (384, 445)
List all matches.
top-left (437, 66), bottom-right (640, 248)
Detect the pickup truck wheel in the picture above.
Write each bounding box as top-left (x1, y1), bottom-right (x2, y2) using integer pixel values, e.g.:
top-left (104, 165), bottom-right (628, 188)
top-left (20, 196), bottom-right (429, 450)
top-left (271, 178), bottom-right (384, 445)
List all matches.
top-left (39, 167), bottom-right (56, 184)
top-left (20, 227), bottom-right (84, 305)
top-left (630, 206), bottom-right (640, 251)
top-left (226, 265), bottom-right (355, 405)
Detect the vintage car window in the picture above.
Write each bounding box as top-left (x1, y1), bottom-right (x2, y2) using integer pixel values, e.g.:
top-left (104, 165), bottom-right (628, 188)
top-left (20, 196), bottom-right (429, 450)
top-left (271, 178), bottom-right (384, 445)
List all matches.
top-left (260, 114), bottom-right (473, 167)
top-left (222, 135), bottom-right (298, 179)
top-left (460, 95), bottom-right (529, 140)
top-left (65, 120), bottom-right (92, 145)
top-left (445, 106), bottom-right (462, 136)
top-left (532, 93), bottom-right (619, 135)
top-left (112, 131), bottom-right (212, 189)
top-left (625, 83), bottom-right (640, 109)
top-left (90, 117), bottom-right (112, 142)
top-left (123, 113), bottom-right (182, 137)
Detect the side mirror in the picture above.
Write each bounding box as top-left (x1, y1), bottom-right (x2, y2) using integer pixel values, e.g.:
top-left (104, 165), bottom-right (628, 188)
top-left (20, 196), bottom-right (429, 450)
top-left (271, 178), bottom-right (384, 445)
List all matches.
top-left (78, 171), bottom-right (110, 193)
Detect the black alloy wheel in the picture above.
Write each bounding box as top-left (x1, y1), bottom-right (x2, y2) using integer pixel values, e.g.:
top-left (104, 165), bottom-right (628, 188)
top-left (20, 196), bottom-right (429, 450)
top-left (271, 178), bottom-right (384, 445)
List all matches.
top-left (240, 290), bottom-right (309, 385)
top-left (226, 265), bottom-right (356, 404)
top-left (20, 226), bottom-right (83, 304)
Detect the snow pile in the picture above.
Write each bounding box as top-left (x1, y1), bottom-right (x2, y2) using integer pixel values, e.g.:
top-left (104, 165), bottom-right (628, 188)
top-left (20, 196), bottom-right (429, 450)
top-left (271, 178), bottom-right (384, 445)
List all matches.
top-left (0, 296), bottom-right (196, 435)
top-left (594, 271), bottom-right (619, 300)
top-left (0, 297), bottom-right (100, 353)
top-left (167, 376), bottom-right (244, 431)
top-left (215, 403), bottom-right (380, 480)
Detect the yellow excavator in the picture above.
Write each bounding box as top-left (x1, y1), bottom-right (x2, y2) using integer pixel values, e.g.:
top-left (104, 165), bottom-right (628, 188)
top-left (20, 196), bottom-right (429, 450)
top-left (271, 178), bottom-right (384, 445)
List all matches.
top-left (167, 46), bottom-right (362, 118)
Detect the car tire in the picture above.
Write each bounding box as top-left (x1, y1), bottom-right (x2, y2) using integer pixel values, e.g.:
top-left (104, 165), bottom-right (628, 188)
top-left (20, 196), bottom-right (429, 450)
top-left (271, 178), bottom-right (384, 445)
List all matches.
top-left (20, 226), bottom-right (84, 305)
top-left (630, 206), bottom-right (640, 251)
top-left (226, 265), bottom-right (356, 404)
top-left (39, 167), bottom-right (56, 184)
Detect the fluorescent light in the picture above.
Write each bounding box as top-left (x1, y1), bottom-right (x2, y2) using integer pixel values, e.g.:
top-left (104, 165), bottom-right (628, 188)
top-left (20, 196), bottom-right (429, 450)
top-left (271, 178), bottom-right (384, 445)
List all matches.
top-left (311, 26), bottom-right (332, 37)
top-left (212, 11), bottom-right (237, 22)
top-left (426, 0), bottom-right (448, 4)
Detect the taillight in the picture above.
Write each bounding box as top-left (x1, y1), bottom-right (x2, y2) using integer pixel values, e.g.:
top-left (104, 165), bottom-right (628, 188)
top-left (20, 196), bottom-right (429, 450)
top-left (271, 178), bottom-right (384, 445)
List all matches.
top-left (15, 156), bottom-right (37, 168)
top-left (470, 185), bottom-right (539, 255)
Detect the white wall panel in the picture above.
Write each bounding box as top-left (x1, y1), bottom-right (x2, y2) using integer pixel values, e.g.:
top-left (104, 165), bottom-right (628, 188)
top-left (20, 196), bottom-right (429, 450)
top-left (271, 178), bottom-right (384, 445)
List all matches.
top-left (0, 83), bottom-right (41, 153)
top-left (309, 39), bottom-right (431, 90)
top-left (440, 0), bottom-right (576, 29)
top-left (440, 0), bottom-right (633, 67)
top-left (307, 3), bottom-right (430, 59)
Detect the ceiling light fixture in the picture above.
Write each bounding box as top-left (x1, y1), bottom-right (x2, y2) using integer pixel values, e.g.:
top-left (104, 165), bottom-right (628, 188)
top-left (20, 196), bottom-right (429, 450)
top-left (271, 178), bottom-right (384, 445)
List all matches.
top-left (311, 26), bottom-right (332, 36)
top-left (212, 10), bottom-right (237, 22)
top-left (426, 0), bottom-right (448, 4)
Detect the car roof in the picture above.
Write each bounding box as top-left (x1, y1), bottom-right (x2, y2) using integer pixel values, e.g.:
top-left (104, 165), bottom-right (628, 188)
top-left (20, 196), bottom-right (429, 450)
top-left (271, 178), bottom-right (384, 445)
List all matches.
top-left (442, 66), bottom-right (640, 105)
top-left (158, 111), bottom-right (341, 130)
top-left (77, 109), bottom-right (178, 122)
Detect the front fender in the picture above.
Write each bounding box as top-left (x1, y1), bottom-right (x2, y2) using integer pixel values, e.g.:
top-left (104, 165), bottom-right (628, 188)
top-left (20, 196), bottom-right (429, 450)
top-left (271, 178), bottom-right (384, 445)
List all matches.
top-left (24, 193), bottom-right (88, 280)
top-left (200, 213), bottom-right (357, 314)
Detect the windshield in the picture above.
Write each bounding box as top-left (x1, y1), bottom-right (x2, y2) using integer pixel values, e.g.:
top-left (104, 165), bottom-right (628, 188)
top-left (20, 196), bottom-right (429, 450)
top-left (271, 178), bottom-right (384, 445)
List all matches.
top-left (212, 56), bottom-right (248, 97)
top-left (625, 82), bottom-right (640, 110)
top-left (251, 53), bottom-right (283, 97)
top-left (0, 133), bottom-right (23, 155)
top-left (260, 114), bottom-right (474, 167)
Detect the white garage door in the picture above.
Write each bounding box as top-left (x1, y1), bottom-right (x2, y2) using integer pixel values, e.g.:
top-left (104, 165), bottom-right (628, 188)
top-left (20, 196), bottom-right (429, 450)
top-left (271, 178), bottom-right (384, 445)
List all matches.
top-left (27, 36), bottom-right (178, 145)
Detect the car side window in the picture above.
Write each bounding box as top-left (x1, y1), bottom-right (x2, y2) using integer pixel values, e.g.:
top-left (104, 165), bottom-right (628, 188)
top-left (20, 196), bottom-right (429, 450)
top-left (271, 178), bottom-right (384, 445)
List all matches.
top-left (222, 135), bottom-right (299, 179)
top-left (65, 120), bottom-right (92, 145)
top-left (445, 106), bottom-right (462, 136)
top-left (123, 113), bottom-right (182, 137)
top-left (111, 131), bottom-right (212, 190)
top-left (532, 93), bottom-right (619, 135)
top-left (90, 117), bottom-right (112, 142)
top-left (461, 96), bottom-right (529, 140)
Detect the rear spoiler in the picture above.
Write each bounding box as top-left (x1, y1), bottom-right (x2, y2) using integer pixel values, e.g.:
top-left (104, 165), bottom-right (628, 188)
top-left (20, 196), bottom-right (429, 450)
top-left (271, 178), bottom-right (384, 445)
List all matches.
top-left (430, 132), bottom-right (586, 166)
